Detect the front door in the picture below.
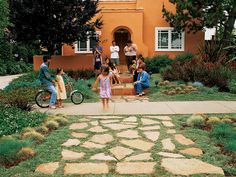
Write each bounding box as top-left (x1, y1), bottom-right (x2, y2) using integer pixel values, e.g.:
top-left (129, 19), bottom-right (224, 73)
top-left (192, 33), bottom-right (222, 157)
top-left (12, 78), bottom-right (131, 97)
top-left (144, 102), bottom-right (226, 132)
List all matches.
top-left (114, 29), bottom-right (131, 65)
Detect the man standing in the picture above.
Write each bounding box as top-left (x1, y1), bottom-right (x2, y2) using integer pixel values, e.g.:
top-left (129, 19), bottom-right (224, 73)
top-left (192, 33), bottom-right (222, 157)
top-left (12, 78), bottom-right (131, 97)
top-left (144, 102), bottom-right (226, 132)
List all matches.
top-left (124, 40), bottom-right (137, 70)
top-left (110, 40), bottom-right (120, 66)
top-left (39, 56), bottom-right (57, 109)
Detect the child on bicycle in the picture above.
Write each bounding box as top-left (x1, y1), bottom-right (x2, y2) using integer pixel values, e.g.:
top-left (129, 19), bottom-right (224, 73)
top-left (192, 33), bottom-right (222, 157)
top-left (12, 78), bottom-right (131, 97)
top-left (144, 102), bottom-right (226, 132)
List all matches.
top-left (92, 66), bottom-right (112, 110)
top-left (55, 68), bottom-right (67, 108)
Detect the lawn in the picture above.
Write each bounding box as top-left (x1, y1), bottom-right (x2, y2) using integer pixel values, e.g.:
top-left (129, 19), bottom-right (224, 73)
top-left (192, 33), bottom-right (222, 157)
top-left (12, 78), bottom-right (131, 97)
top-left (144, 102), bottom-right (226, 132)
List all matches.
top-left (0, 114), bottom-right (235, 177)
top-left (148, 74), bottom-right (236, 102)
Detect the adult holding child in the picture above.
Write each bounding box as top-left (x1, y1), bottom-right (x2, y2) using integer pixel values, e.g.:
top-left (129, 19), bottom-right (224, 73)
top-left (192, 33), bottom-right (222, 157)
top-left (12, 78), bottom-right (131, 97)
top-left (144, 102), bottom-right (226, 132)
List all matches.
top-left (110, 40), bottom-right (120, 66)
top-left (93, 40), bottom-right (103, 75)
top-left (124, 40), bottom-right (137, 70)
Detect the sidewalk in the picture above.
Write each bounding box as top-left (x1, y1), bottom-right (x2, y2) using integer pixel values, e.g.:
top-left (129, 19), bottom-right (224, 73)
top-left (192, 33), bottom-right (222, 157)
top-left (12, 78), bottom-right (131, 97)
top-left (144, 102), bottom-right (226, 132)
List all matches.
top-left (0, 74), bottom-right (23, 90)
top-left (35, 101), bottom-right (236, 115)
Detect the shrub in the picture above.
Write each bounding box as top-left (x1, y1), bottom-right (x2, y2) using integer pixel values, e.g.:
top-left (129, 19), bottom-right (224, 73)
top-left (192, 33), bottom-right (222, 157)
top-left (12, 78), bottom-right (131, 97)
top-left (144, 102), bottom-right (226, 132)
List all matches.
top-left (54, 117), bottom-right (69, 126)
top-left (67, 70), bottom-right (95, 80)
top-left (0, 105), bottom-right (46, 137)
top-left (187, 115), bottom-right (205, 128)
top-left (45, 120), bottom-right (59, 130)
top-left (0, 137), bottom-right (29, 166)
top-left (22, 131), bottom-right (45, 144)
top-left (210, 123), bottom-right (236, 144)
top-left (17, 147), bottom-right (35, 160)
top-left (162, 58), bottom-right (235, 90)
top-left (35, 126), bottom-right (49, 135)
top-left (221, 118), bottom-right (233, 124)
top-left (207, 117), bottom-right (221, 125)
top-left (0, 87), bottom-right (38, 111)
top-left (175, 52), bottom-right (194, 62)
top-left (229, 79), bottom-right (236, 94)
top-left (145, 55), bottom-right (173, 73)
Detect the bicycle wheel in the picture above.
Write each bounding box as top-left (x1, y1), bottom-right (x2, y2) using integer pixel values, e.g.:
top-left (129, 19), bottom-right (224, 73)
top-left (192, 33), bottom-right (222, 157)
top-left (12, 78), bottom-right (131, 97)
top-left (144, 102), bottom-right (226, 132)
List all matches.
top-left (35, 90), bottom-right (51, 108)
top-left (71, 90), bottom-right (84, 105)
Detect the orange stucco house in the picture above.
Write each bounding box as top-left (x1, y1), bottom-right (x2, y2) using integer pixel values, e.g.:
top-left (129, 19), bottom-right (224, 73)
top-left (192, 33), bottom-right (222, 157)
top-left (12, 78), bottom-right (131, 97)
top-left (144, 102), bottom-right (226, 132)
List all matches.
top-left (34, 0), bottom-right (204, 71)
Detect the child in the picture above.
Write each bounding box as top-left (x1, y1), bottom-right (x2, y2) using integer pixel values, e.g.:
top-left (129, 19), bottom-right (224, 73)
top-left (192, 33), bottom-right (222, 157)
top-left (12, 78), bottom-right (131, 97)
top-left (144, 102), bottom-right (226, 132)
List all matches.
top-left (92, 66), bottom-right (112, 110)
top-left (55, 68), bottom-right (67, 108)
top-left (130, 59), bottom-right (137, 75)
top-left (111, 64), bottom-right (121, 84)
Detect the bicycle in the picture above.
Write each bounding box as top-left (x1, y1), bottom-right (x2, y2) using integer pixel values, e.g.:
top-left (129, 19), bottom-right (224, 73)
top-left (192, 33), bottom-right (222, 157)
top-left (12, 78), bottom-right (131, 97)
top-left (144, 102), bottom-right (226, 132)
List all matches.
top-left (35, 73), bottom-right (84, 108)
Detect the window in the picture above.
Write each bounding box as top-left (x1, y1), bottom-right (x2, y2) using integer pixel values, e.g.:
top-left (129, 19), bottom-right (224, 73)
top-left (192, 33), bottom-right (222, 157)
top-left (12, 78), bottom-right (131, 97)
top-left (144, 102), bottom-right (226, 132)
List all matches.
top-left (155, 27), bottom-right (184, 51)
top-left (75, 31), bottom-right (101, 53)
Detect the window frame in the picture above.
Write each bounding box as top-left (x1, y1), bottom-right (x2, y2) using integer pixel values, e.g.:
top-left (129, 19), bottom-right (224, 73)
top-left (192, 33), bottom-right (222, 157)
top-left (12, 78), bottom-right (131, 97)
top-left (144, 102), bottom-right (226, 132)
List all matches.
top-left (74, 31), bottom-right (101, 54)
top-left (155, 27), bottom-right (185, 52)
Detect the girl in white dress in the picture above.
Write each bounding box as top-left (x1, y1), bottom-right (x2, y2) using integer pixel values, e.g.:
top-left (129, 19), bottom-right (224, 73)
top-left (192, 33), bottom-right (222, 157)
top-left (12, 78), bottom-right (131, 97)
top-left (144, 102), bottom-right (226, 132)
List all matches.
top-left (55, 68), bottom-right (67, 108)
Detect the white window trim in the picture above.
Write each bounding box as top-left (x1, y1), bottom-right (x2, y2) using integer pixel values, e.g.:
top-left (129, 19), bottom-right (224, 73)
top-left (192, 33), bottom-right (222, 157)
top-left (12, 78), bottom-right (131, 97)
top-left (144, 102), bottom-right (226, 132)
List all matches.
top-left (74, 31), bottom-right (101, 54)
top-left (155, 27), bottom-right (185, 52)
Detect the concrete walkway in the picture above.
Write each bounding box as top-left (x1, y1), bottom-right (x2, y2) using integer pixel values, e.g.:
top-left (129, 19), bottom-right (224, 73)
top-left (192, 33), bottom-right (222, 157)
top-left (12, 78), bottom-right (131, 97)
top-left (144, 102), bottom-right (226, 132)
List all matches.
top-left (35, 101), bottom-right (236, 115)
top-left (0, 74), bottom-right (23, 90)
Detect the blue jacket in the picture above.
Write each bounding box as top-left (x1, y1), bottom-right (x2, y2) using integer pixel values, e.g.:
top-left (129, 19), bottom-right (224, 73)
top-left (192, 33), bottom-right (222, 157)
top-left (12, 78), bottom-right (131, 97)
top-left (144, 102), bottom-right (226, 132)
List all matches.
top-left (39, 63), bottom-right (53, 86)
top-left (137, 71), bottom-right (150, 87)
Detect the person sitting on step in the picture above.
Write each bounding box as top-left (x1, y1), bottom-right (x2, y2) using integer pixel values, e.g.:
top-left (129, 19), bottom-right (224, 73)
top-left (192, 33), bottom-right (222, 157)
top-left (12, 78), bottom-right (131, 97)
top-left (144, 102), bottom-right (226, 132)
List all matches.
top-left (133, 64), bottom-right (150, 96)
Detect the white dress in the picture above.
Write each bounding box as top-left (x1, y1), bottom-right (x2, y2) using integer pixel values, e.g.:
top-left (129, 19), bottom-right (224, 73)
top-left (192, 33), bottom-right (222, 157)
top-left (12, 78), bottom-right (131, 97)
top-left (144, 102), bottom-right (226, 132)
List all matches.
top-left (56, 75), bottom-right (67, 100)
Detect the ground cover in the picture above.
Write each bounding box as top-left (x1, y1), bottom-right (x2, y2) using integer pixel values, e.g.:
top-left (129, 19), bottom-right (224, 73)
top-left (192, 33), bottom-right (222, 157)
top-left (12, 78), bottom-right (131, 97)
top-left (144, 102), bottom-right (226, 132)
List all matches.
top-left (0, 114), bottom-right (234, 176)
top-left (148, 74), bottom-right (236, 102)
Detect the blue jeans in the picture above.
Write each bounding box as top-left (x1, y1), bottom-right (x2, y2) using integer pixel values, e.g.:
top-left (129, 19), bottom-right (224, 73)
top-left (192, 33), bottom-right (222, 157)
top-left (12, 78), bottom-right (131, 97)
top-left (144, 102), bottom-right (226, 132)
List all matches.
top-left (47, 85), bottom-right (57, 106)
top-left (135, 82), bottom-right (149, 94)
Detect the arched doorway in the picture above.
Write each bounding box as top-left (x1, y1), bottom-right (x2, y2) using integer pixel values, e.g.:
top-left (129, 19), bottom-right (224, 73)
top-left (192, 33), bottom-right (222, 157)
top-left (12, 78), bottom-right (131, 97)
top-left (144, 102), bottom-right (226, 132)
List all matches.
top-left (114, 28), bottom-right (131, 65)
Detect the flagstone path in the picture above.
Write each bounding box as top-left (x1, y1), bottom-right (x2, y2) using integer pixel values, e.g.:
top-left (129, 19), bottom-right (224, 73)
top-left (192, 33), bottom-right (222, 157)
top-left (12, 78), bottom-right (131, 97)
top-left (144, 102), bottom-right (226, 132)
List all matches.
top-left (35, 115), bottom-right (224, 176)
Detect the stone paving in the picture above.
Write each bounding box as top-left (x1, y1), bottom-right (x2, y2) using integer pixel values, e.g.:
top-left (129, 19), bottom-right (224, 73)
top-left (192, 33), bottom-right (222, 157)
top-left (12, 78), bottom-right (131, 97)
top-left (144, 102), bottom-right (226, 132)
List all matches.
top-left (35, 115), bottom-right (224, 176)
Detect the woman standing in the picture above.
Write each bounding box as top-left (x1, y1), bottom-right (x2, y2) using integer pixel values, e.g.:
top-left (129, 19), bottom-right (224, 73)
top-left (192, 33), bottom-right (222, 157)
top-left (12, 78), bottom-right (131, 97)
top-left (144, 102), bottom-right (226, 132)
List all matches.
top-left (124, 40), bottom-right (137, 70)
top-left (93, 41), bottom-right (103, 76)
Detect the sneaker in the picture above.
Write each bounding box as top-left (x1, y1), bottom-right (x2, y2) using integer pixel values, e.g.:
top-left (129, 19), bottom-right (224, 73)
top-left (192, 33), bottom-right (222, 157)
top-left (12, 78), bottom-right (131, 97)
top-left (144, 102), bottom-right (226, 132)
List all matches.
top-left (49, 105), bottom-right (56, 109)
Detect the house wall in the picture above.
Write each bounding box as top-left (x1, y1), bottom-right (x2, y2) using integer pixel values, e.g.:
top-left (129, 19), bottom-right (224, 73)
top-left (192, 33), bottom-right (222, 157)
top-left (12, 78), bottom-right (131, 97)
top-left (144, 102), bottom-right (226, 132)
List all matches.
top-left (34, 0), bottom-right (204, 70)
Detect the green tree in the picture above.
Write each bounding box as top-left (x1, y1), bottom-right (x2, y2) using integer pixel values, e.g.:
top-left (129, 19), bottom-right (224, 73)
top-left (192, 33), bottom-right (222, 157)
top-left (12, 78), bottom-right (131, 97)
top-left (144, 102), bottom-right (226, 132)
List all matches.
top-left (0, 0), bottom-right (10, 38)
top-left (9, 0), bottom-right (102, 55)
top-left (162, 0), bottom-right (236, 41)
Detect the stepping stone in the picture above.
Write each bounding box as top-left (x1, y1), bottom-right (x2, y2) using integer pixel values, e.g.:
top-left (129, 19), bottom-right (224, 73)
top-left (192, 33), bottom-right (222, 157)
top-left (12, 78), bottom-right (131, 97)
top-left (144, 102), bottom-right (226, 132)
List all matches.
top-left (139, 125), bottom-right (160, 131)
top-left (120, 139), bottom-right (154, 151)
top-left (161, 158), bottom-right (224, 176)
top-left (79, 118), bottom-right (90, 122)
top-left (162, 121), bottom-right (175, 127)
top-left (90, 153), bottom-right (116, 161)
top-left (175, 134), bottom-right (195, 145)
top-left (90, 121), bottom-right (99, 126)
top-left (69, 123), bottom-right (88, 130)
top-left (144, 116), bottom-right (171, 121)
top-left (123, 116), bottom-right (138, 122)
top-left (103, 123), bottom-right (136, 130)
top-left (116, 162), bottom-right (156, 174)
top-left (141, 118), bottom-right (160, 125)
top-left (64, 163), bottom-right (109, 174)
top-left (109, 146), bottom-right (134, 160)
top-left (62, 139), bottom-right (80, 147)
top-left (35, 162), bottom-right (59, 174)
top-left (71, 132), bottom-right (88, 138)
top-left (88, 126), bottom-right (108, 133)
top-left (90, 134), bottom-right (113, 145)
top-left (125, 153), bottom-right (153, 161)
top-left (143, 131), bottom-right (160, 142)
top-left (167, 129), bottom-right (176, 134)
top-left (161, 138), bottom-right (175, 151)
top-left (88, 116), bottom-right (124, 119)
top-left (61, 150), bottom-right (85, 160)
top-left (117, 130), bottom-right (140, 139)
top-left (180, 148), bottom-right (203, 156)
top-left (81, 141), bottom-right (106, 149)
top-left (100, 120), bottom-right (120, 124)
top-left (157, 152), bottom-right (184, 158)
top-left (123, 122), bottom-right (138, 125)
